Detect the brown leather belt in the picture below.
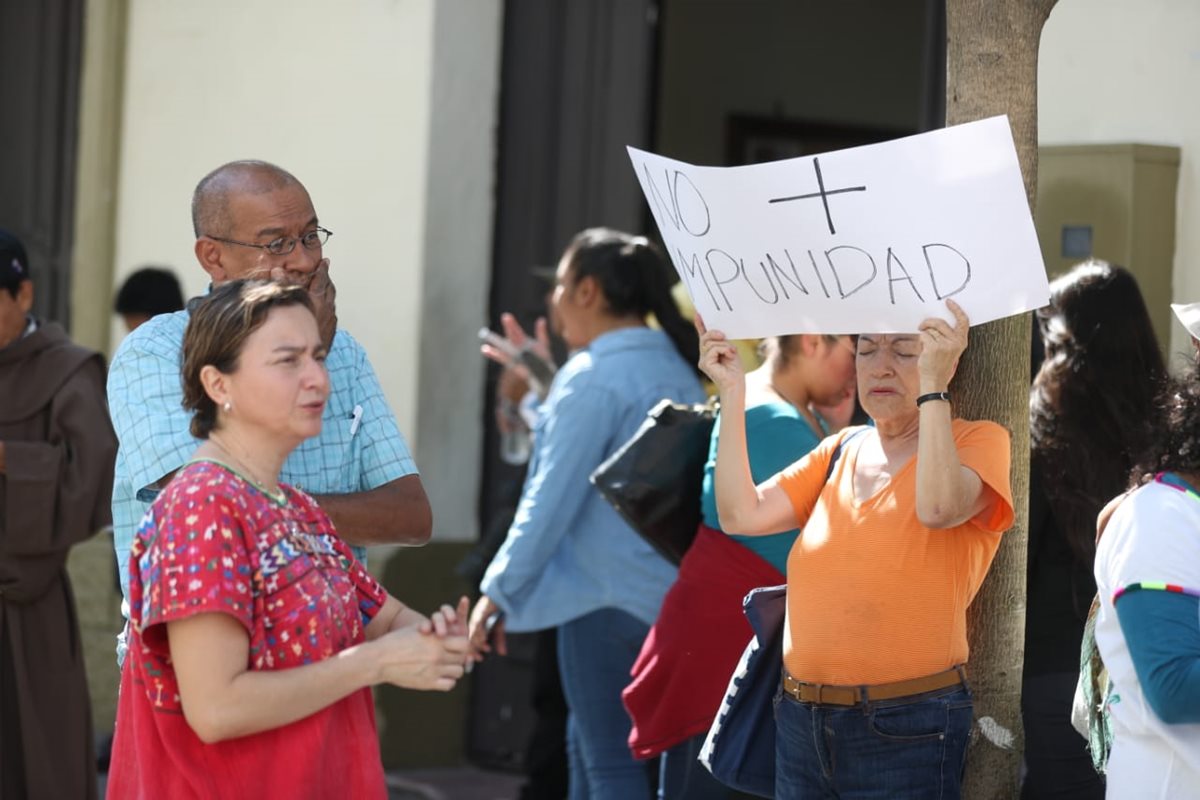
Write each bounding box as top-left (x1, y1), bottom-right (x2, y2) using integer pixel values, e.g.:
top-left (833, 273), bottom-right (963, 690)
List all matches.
top-left (781, 666), bottom-right (967, 707)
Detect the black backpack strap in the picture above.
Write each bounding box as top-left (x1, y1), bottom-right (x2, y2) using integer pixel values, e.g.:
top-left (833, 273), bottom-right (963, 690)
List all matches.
top-left (824, 426), bottom-right (870, 483)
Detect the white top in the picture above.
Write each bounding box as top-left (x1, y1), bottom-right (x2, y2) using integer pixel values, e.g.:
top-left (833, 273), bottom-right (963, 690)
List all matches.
top-left (1172, 302), bottom-right (1200, 340)
top-left (1094, 478), bottom-right (1200, 799)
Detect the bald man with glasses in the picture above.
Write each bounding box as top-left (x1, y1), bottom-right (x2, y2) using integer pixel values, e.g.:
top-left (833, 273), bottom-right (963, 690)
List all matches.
top-left (107, 160), bottom-right (432, 664)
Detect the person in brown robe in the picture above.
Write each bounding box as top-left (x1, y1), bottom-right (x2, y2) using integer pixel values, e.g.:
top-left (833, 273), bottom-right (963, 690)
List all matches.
top-left (0, 229), bottom-right (116, 799)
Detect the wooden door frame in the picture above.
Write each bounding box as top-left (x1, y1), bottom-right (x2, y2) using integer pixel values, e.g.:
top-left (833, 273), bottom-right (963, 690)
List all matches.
top-left (0, 0), bottom-right (84, 328)
top-left (480, 0), bottom-right (660, 536)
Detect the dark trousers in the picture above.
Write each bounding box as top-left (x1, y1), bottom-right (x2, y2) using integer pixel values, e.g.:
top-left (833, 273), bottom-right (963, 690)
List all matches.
top-left (520, 628), bottom-right (570, 800)
top-left (1021, 671), bottom-right (1105, 800)
top-left (659, 733), bottom-right (738, 800)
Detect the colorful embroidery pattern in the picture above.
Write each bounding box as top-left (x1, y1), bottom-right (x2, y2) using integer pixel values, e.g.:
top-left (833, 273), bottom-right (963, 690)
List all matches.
top-left (1157, 471), bottom-right (1200, 502)
top-left (1113, 581), bottom-right (1200, 603)
top-left (127, 461), bottom-right (386, 712)
top-left (1110, 472), bottom-right (1200, 605)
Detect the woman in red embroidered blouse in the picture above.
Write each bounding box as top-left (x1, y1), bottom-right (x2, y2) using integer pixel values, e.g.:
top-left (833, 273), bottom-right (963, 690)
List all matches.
top-left (109, 281), bottom-right (469, 799)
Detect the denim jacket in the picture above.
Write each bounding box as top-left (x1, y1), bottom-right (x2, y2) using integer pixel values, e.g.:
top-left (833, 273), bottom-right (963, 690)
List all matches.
top-left (481, 327), bottom-right (705, 632)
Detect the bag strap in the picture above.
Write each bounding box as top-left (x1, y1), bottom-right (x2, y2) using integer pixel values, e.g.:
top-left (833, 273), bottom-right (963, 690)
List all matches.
top-left (824, 426), bottom-right (869, 483)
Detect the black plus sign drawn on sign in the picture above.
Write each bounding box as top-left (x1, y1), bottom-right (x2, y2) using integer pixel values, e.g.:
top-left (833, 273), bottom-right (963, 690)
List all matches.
top-left (768, 157), bottom-right (867, 235)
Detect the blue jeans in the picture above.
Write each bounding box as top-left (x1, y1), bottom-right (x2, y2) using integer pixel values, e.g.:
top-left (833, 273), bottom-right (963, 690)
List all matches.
top-left (558, 608), bottom-right (655, 800)
top-left (774, 684), bottom-right (974, 799)
top-left (660, 733), bottom-right (737, 800)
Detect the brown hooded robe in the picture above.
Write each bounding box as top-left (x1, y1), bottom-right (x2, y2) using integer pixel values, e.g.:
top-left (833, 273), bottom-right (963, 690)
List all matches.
top-left (0, 320), bottom-right (116, 800)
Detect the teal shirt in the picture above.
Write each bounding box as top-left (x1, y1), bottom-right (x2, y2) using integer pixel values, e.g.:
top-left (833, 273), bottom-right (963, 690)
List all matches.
top-left (700, 402), bottom-right (827, 574)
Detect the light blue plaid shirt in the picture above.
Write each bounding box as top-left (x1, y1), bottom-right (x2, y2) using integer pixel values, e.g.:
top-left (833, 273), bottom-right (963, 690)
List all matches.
top-left (108, 308), bottom-right (417, 605)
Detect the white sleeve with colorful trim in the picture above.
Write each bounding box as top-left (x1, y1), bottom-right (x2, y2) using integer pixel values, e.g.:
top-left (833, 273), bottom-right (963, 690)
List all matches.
top-left (1092, 475), bottom-right (1200, 792)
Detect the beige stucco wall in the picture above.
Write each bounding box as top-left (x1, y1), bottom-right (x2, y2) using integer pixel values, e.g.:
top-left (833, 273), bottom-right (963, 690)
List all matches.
top-left (110, 0), bottom-right (438, 442)
top-left (1039, 0), bottom-right (1200, 359)
top-left (108, 0), bottom-right (499, 542)
top-left (78, 0), bottom-right (500, 755)
top-left (409, 1), bottom-right (501, 548)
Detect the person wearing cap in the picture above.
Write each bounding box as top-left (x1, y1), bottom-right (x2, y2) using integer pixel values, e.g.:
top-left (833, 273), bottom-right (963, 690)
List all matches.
top-left (1173, 301), bottom-right (1200, 352)
top-left (106, 160), bottom-right (432, 663)
top-left (0, 229), bottom-right (118, 799)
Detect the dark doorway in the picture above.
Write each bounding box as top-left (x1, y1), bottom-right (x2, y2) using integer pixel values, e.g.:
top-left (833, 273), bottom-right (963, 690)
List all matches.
top-left (479, 0), bottom-right (946, 564)
top-left (478, 0), bottom-right (661, 568)
top-left (470, 0), bottom-right (946, 774)
top-left (467, 0), bottom-right (661, 776)
top-left (0, 0), bottom-right (84, 327)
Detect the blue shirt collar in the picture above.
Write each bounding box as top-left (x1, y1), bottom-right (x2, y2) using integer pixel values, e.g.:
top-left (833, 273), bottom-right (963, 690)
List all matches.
top-left (585, 326), bottom-right (668, 356)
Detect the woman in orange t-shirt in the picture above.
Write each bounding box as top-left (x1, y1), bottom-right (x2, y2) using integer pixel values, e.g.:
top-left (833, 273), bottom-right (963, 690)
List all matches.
top-left (697, 299), bottom-right (1014, 800)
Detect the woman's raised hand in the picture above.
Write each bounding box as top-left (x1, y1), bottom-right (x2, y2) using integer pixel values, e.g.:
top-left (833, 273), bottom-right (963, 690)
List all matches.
top-left (481, 312), bottom-right (553, 371)
top-left (695, 315), bottom-right (745, 394)
top-left (917, 299), bottom-right (969, 391)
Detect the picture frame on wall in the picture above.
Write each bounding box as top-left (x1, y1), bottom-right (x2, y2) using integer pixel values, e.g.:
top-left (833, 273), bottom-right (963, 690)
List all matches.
top-left (725, 114), bottom-right (912, 166)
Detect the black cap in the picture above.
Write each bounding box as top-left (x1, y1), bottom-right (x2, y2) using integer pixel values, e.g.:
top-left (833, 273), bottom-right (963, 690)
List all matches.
top-left (0, 229), bottom-right (30, 292)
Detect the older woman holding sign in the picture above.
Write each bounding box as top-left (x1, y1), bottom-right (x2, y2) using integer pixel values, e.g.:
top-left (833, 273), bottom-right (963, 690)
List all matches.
top-left (623, 332), bottom-right (856, 799)
top-left (699, 298), bottom-right (1013, 799)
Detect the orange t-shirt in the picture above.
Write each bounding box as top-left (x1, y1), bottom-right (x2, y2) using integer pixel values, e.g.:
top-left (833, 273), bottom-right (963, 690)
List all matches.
top-left (776, 420), bottom-right (1014, 685)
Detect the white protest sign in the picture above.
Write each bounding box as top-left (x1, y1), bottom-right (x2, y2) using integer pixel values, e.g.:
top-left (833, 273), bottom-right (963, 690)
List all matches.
top-left (628, 115), bottom-right (1049, 338)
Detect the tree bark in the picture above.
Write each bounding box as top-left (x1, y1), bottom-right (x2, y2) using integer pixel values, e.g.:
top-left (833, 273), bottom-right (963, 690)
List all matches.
top-left (945, 0), bottom-right (1058, 797)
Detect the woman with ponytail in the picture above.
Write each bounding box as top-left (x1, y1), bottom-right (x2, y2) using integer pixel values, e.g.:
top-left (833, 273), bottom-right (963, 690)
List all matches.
top-left (468, 228), bottom-right (705, 798)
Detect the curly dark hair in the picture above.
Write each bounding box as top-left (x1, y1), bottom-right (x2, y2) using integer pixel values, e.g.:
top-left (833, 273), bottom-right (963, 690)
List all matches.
top-left (1030, 261), bottom-right (1167, 565)
top-left (1134, 354), bottom-right (1200, 481)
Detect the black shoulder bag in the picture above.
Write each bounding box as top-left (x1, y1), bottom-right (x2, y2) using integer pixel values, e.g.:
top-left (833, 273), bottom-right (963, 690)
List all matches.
top-left (589, 397), bottom-right (718, 565)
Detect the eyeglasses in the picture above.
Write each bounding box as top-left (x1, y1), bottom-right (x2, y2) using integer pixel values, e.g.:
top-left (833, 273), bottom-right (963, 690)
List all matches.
top-left (206, 226), bottom-right (332, 256)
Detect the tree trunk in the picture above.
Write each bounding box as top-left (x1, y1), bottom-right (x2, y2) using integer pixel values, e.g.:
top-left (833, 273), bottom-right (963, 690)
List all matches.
top-left (944, 0), bottom-right (1058, 797)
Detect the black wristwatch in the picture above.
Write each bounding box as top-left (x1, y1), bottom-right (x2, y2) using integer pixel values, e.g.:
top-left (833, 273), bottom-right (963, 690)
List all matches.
top-left (916, 391), bottom-right (951, 407)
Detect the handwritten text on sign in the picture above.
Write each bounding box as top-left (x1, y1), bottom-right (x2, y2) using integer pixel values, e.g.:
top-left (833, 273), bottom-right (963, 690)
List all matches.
top-left (628, 116), bottom-right (1049, 338)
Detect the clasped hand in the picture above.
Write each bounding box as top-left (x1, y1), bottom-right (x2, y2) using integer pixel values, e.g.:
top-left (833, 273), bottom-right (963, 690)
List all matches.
top-left (375, 596), bottom-right (471, 692)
